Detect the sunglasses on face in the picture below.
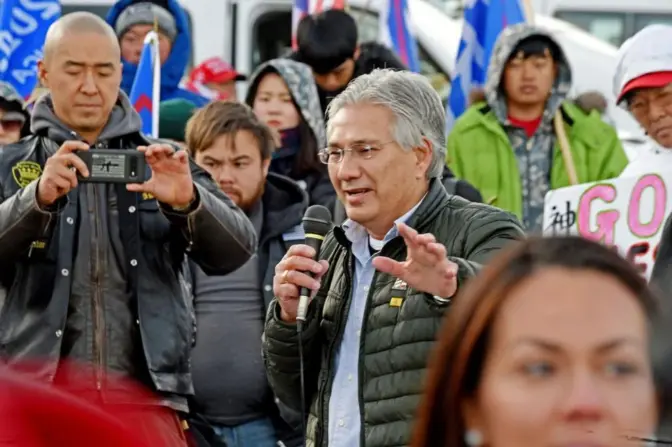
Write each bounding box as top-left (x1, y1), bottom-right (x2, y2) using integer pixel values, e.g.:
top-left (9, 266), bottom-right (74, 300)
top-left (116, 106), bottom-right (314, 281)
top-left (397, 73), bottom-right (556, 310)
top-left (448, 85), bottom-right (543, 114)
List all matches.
top-left (0, 118), bottom-right (23, 132)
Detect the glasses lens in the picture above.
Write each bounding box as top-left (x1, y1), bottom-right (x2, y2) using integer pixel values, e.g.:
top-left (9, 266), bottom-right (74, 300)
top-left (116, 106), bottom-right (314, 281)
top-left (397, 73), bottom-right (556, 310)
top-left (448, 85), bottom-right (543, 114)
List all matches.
top-left (0, 120), bottom-right (22, 131)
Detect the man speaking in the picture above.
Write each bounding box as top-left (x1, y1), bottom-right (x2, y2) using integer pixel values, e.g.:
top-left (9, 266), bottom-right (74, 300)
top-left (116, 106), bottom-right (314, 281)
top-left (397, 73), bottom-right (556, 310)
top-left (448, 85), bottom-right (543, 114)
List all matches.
top-left (0, 13), bottom-right (255, 446)
top-left (262, 69), bottom-right (524, 446)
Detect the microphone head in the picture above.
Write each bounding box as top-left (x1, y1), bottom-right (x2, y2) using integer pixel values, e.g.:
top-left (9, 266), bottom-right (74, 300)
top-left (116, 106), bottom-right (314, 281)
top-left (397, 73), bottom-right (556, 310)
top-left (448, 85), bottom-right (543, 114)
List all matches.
top-left (302, 205), bottom-right (333, 237)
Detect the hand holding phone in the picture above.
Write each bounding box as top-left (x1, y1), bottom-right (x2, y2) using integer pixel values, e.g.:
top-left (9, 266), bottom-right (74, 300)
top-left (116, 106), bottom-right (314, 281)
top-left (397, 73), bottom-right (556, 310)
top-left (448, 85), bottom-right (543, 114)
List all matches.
top-left (126, 144), bottom-right (195, 209)
top-left (37, 141), bottom-right (90, 207)
top-left (75, 149), bottom-right (147, 184)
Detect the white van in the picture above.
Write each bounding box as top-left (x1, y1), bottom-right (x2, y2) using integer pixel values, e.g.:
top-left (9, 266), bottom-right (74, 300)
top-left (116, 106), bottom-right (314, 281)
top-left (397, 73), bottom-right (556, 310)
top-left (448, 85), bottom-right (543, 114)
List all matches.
top-left (61, 0), bottom-right (643, 142)
top-left (533, 0), bottom-right (672, 47)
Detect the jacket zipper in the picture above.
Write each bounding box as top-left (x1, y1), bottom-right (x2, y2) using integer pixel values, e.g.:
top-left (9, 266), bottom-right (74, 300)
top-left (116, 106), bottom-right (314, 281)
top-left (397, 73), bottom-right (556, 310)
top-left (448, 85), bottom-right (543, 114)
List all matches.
top-left (66, 131), bottom-right (105, 391)
top-left (525, 135), bottom-right (533, 227)
top-left (356, 241), bottom-right (401, 446)
top-left (92, 142), bottom-right (106, 391)
top-left (316, 250), bottom-right (354, 446)
top-left (357, 276), bottom-right (375, 446)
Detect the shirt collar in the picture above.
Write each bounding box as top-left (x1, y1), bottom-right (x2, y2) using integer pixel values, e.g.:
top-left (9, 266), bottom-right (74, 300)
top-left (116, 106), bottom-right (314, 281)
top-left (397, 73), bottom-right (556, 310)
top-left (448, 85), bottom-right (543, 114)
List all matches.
top-left (342, 193), bottom-right (427, 252)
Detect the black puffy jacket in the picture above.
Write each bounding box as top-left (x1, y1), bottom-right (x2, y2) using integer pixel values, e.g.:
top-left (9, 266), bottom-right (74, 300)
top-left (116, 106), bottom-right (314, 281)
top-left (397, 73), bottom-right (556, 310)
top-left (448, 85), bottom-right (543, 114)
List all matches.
top-left (262, 179), bottom-right (523, 446)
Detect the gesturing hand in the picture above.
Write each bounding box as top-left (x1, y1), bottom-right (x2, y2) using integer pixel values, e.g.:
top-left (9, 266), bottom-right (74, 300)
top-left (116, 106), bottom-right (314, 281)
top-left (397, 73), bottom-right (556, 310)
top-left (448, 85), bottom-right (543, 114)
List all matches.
top-left (372, 222), bottom-right (458, 299)
top-left (126, 144), bottom-right (195, 208)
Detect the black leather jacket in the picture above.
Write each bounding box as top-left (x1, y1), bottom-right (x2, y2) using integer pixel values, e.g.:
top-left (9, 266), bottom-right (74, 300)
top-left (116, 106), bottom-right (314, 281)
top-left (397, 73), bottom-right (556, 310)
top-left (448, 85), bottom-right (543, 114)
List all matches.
top-left (0, 129), bottom-right (256, 402)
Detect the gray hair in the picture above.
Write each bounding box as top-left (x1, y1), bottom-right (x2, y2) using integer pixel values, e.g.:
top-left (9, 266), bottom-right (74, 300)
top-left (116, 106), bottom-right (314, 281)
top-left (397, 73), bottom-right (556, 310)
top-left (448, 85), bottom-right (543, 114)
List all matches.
top-left (326, 68), bottom-right (446, 179)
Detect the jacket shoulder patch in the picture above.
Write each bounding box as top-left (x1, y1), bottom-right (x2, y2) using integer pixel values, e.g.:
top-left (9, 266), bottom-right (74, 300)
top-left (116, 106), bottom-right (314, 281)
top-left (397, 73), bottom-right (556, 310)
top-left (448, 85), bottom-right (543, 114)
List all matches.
top-left (12, 161), bottom-right (42, 188)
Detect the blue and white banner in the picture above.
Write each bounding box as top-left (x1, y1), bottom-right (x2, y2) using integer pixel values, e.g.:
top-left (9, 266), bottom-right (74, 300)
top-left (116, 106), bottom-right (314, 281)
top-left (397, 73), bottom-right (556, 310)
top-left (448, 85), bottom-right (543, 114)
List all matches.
top-left (0, 0), bottom-right (61, 99)
top-left (446, 0), bottom-right (525, 132)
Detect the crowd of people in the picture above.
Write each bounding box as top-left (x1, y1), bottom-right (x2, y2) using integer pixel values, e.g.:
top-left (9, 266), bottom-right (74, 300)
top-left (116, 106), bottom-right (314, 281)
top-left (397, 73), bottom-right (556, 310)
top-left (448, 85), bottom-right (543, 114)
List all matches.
top-left (0, 1), bottom-right (672, 447)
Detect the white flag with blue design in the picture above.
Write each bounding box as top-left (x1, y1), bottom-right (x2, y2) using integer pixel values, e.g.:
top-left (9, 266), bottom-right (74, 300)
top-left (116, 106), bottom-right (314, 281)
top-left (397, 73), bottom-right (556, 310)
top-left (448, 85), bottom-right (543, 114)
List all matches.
top-left (446, 0), bottom-right (526, 132)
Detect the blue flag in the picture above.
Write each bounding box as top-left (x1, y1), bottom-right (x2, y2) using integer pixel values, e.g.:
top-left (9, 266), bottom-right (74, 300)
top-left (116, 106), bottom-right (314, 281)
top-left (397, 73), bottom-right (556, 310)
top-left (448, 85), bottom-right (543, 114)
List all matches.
top-left (380, 0), bottom-right (420, 72)
top-left (129, 32), bottom-right (160, 137)
top-left (446, 0), bottom-right (526, 132)
top-left (0, 0), bottom-right (60, 99)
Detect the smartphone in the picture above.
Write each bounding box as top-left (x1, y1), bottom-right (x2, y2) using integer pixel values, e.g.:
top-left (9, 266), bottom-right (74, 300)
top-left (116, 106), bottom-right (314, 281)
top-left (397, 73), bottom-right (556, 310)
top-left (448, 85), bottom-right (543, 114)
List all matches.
top-left (75, 149), bottom-right (147, 184)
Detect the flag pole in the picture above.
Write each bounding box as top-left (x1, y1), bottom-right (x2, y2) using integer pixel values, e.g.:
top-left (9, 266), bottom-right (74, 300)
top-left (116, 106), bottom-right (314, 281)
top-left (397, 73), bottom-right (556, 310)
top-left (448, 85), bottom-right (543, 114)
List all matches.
top-left (521, 0), bottom-right (535, 25)
top-left (522, 0), bottom-right (578, 185)
top-left (148, 18), bottom-right (161, 138)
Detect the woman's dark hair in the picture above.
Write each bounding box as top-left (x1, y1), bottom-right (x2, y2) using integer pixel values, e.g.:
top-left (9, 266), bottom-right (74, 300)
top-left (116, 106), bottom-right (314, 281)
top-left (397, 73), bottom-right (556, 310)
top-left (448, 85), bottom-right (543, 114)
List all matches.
top-left (246, 67), bottom-right (326, 179)
top-left (293, 114), bottom-right (325, 178)
top-left (412, 236), bottom-right (660, 447)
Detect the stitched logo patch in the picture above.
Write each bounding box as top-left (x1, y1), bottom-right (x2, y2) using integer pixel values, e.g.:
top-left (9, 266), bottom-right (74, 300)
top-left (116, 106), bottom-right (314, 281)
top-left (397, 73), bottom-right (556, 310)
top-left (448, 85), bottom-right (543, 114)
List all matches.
top-left (12, 161), bottom-right (42, 188)
top-left (392, 278), bottom-right (408, 290)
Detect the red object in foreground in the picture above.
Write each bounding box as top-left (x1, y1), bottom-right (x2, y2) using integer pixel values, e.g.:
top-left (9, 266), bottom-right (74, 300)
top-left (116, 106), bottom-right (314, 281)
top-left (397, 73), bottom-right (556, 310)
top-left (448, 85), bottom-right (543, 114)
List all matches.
top-left (0, 363), bottom-right (166, 447)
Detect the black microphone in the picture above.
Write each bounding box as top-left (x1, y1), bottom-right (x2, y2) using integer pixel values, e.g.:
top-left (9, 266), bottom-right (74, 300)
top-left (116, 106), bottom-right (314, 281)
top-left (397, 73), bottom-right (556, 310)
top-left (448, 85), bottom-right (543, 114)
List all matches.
top-left (296, 205), bottom-right (332, 323)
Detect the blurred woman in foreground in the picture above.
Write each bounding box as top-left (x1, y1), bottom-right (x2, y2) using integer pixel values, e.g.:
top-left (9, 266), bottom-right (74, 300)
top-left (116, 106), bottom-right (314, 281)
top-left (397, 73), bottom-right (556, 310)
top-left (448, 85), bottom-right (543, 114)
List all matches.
top-left (413, 237), bottom-right (660, 447)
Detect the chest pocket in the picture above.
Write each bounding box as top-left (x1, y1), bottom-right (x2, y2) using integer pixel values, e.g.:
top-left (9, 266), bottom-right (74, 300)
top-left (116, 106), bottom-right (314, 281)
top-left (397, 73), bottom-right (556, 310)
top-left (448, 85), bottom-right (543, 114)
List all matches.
top-left (137, 196), bottom-right (171, 241)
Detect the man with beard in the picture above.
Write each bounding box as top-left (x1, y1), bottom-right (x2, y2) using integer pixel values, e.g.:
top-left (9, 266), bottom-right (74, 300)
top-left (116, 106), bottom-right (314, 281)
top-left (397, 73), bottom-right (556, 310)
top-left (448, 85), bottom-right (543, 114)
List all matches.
top-left (289, 8), bottom-right (407, 114)
top-left (185, 101), bottom-right (306, 447)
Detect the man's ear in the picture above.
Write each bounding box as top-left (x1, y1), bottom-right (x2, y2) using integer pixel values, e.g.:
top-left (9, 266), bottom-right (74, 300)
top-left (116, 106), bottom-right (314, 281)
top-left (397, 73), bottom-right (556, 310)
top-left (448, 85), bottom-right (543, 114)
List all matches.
top-left (353, 45), bottom-right (361, 61)
top-left (262, 158), bottom-right (271, 178)
top-left (414, 136), bottom-right (433, 179)
top-left (37, 60), bottom-right (48, 88)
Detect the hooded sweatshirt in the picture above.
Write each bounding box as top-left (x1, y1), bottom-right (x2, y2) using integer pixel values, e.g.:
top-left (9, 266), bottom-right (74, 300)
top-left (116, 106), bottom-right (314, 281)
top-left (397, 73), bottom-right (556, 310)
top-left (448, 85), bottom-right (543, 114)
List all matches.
top-left (448, 27), bottom-right (627, 231)
top-left (106, 0), bottom-right (208, 106)
top-left (30, 93), bottom-right (186, 409)
top-left (245, 59), bottom-right (335, 210)
top-left (483, 24), bottom-right (573, 231)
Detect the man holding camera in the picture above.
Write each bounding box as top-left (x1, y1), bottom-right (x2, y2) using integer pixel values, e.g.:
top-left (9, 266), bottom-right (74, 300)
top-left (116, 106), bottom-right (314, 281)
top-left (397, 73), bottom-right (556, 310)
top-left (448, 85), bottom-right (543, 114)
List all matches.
top-left (0, 13), bottom-right (255, 446)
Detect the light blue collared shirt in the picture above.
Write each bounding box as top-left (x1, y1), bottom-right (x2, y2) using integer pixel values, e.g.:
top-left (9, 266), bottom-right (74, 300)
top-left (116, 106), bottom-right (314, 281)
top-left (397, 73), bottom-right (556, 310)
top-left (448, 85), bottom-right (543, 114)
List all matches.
top-left (327, 197), bottom-right (424, 446)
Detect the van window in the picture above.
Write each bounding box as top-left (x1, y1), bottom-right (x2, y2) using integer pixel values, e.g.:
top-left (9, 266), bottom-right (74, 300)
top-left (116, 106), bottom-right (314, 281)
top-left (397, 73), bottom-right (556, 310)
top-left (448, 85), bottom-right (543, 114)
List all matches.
top-left (61, 4), bottom-right (195, 69)
top-left (554, 11), bottom-right (625, 46)
top-left (251, 10), bottom-right (292, 69)
top-left (634, 13), bottom-right (672, 33)
top-left (555, 10), bottom-right (672, 46)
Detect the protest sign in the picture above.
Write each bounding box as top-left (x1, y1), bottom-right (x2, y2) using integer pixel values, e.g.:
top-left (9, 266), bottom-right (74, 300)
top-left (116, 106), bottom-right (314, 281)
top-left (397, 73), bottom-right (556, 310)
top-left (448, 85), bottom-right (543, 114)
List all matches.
top-left (543, 172), bottom-right (672, 278)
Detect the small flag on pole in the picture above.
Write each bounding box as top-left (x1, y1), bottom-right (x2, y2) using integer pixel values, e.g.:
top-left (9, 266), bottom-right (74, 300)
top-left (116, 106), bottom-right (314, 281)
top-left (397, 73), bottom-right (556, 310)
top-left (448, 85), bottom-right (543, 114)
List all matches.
top-left (446, 0), bottom-right (526, 132)
top-left (129, 31), bottom-right (161, 138)
top-left (380, 0), bottom-right (420, 72)
top-left (291, 0), bottom-right (309, 50)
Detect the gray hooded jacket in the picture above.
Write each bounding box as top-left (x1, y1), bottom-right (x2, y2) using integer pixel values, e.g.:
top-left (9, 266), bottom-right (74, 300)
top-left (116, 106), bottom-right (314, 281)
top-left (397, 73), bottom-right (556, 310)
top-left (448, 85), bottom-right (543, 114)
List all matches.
top-left (246, 59), bottom-right (335, 210)
top-left (484, 24), bottom-right (572, 231)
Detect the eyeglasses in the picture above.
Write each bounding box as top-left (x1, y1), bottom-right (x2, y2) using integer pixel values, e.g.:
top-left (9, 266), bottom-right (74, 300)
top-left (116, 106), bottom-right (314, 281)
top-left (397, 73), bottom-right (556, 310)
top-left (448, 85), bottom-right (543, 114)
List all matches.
top-left (0, 118), bottom-right (23, 132)
top-left (318, 141), bottom-right (395, 164)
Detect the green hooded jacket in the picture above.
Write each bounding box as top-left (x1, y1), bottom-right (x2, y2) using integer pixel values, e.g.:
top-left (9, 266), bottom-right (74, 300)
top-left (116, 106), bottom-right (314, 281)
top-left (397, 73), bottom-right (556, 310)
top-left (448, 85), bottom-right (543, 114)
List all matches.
top-left (446, 24), bottom-right (628, 231)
